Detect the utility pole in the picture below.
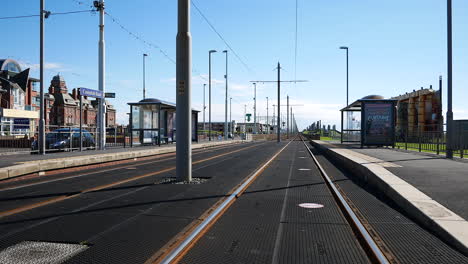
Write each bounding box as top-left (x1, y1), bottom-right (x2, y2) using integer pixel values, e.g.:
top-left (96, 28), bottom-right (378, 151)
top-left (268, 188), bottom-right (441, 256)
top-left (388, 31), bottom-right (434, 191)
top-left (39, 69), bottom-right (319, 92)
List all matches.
top-left (272, 104), bottom-right (276, 132)
top-left (244, 104), bottom-right (246, 135)
top-left (253, 82), bottom-right (257, 134)
top-left (203, 83), bottom-right (206, 130)
top-left (143, 53), bottom-right (148, 99)
top-left (250, 64), bottom-right (306, 142)
top-left (266, 96), bottom-right (269, 134)
top-left (229, 97), bottom-right (232, 136)
top-left (39, 0), bottom-right (49, 155)
top-left (446, 0), bottom-right (453, 159)
top-left (439, 76), bottom-right (443, 132)
top-left (223, 50), bottom-right (228, 140)
top-left (287, 95), bottom-right (289, 139)
top-left (176, 0), bottom-right (192, 181)
top-left (208, 50), bottom-right (216, 141)
top-left (277, 62), bottom-right (280, 142)
top-left (95, 0), bottom-right (106, 150)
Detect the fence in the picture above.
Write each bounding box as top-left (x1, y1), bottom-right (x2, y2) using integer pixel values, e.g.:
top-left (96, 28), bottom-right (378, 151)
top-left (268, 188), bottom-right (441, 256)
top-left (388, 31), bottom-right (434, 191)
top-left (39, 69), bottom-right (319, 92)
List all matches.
top-left (394, 128), bottom-right (468, 158)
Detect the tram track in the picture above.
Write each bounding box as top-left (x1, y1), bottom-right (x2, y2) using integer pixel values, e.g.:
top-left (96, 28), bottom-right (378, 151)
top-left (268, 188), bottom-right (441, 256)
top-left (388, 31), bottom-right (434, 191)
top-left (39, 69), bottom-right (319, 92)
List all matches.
top-left (299, 134), bottom-right (392, 264)
top-left (0, 141), bottom-right (248, 192)
top-left (153, 135), bottom-right (394, 264)
top-left (0, 142), bottom-right (265, 220)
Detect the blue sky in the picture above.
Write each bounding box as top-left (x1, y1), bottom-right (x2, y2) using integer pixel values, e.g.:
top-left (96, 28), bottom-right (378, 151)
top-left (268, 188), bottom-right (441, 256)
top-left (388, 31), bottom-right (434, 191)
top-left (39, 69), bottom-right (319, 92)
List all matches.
top-left (2, 0), bottom-right (468, 129)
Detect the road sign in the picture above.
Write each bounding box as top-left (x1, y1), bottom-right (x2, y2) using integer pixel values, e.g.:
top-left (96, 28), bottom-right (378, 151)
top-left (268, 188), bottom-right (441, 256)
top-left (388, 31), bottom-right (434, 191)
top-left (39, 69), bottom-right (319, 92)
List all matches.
top-left (79, 88), bottom-right (103, 99)
top-left (105, 92), bottom-right (115, 98)
top-left (246, 113), bottom-right (251, 122)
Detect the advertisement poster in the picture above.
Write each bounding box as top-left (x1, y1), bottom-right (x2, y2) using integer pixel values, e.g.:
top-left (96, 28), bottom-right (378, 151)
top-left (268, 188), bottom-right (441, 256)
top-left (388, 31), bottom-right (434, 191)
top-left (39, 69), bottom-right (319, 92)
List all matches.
top-left (362, 102), bottom-right (395, 145)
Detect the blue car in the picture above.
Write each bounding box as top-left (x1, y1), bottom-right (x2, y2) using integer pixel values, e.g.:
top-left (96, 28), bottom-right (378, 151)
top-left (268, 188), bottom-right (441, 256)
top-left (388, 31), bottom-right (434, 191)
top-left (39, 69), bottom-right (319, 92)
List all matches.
top-left (32, 128), bottom-right (96, 150)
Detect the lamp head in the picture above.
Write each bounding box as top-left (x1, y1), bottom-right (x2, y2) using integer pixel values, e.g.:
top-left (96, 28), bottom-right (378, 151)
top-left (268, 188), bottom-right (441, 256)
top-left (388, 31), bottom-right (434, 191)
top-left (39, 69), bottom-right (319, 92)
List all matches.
top-left (223, 50), bottom-right (228, 53)
top-left (209, 50), bottom-right (217, 53)
top-left (339, 46), bottom-right (348, 50)
top-left (143, 53), bottom-right (148, 56)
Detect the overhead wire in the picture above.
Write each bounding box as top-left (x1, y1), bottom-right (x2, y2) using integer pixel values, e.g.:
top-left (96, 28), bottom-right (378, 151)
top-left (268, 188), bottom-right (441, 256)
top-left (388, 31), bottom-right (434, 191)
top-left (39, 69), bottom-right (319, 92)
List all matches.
top-left (191, 0), bottom-right (254, 74)
top-left (0, 10), bottom-right (94, 20)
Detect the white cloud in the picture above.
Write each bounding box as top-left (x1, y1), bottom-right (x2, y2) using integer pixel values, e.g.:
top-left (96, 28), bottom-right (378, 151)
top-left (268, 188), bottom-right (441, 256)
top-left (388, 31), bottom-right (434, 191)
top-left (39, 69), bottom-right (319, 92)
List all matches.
top-left (18, 61), bottom-right (65, 71)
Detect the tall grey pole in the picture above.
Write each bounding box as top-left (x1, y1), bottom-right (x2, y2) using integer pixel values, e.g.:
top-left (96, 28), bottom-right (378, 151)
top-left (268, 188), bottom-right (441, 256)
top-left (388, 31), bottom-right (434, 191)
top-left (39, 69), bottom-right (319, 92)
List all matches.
top-left (446, 0), bottom-right (453, 158)
top-left (277, 62), bottom-right (281, 142)
top-left (39, 0), bottom-right (46, 155)
top-left (97, 0), bottom-right (106, 150)
top-left (439, 76), bottom-right (443, 132)
top-left (244, 104), bottom-right (246, 135)
top-left (253, 82), bottom-right (257, 134)
top-left (176, 0), bottom-right (192, 181)
top-left (223, 50), bottom-right (228, 140)
top-left (208, 50), bottom-right (216, 141)
top-left (203, 83), bottom-right (206, 130)
top-left (143, 53), bottom-right (148, 99)
top-left (287, 95), bottom-right (289, 139)
top-left (273, 104), bottom-right (275, 132)
top-left (266, 97), bottom-right (269, 134)
top-left (229, 97), bottom-right (232, 136)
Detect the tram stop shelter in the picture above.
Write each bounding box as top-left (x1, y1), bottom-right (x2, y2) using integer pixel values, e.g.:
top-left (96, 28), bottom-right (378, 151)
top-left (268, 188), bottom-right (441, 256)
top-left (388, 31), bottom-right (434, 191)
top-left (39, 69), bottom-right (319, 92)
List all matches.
top-left (340, 95), bottom-right (397, 147)
top-left (128, 98), bottom-right (199, 147)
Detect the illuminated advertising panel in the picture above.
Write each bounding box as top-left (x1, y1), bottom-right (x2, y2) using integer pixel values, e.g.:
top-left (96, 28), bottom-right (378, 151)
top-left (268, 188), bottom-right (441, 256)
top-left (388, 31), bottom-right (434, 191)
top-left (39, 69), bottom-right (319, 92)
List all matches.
top-left (361, 101), bottom-right (396, 146)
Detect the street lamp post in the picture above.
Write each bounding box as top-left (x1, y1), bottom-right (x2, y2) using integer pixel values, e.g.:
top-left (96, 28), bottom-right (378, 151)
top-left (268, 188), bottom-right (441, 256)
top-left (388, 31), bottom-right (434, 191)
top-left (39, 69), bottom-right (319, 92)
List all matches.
top-left (447, 0), bottom-right (453, 158)
top-left (266, 97), bottom-right (269, 134)
top-left (203, 83), bottom-right (206, 131)
top-left (340, 46), bottom-right (349, 136)
top-left (208, 50), bottom-right (217, 141)
top-left (143, 53), bottom-right (148, 99)
top-left (229, 97), bottom-right (232, 137)
top-left (223, 50), bottom-right (228, 140)
top-left (253, 82), bottom-right (257, 134)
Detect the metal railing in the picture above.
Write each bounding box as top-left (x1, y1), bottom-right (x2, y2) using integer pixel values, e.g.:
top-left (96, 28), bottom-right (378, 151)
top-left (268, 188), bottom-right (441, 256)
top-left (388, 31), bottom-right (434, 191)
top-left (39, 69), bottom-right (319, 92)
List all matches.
top-left (395, 128), bottom-right (468, 158)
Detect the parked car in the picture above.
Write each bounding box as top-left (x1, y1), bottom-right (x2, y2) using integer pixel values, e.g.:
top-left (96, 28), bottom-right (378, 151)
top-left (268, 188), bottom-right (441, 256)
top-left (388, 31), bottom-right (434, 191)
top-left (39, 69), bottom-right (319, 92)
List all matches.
top-left (32, 128), bottom-right (95, 150)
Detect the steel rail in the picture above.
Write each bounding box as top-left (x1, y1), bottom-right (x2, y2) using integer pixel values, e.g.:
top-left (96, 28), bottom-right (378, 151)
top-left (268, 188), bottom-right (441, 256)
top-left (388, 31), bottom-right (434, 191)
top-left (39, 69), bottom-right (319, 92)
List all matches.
top-left (0, 141), bottom-right (248, 193)
top-left (158, 139), bottom-right (294, 264)
top-left (300, 135), bottom-right (390, 264)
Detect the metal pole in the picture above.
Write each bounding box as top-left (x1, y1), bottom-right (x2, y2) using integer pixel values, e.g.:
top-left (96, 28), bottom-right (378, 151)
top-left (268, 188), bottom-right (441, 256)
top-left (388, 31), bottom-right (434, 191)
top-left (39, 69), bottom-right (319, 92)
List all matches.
top-left (244, 104), bottom-right (246, 136)
top-left (229, 97), bottom-right (232, 136)
top-left (176, 0), bottom-right (192, 181)
top-left (291, 106), bottom-right (293, 136)
top-left (346, 49), bottom-right (349, 106)
top-left (143, 54), bottom-right (147, 100)
top-left (287, 95), bottom-right (289, 139)
top-left (203, 83), bottom-right (206, 131)
top-left (223, 50), bottom-right (228, 140)
top-left (266, 97), bottom-right (269, 134)
top-left (253, 82), bottom-right (257, 134)
top-left (439, 76), bottom-right (443, 132)
top-left (97, 0), bottom-right (106, 150)
top-left (208, 50), bottom-right (216, 141)
top-left (39, 0), bottom-right (46, 155)
top-left (447, 0), bottom-right (453, 159)
top-left (277, 62), bottom-right (281, 142)
top-left (79, 92), bottom-right (83, 151)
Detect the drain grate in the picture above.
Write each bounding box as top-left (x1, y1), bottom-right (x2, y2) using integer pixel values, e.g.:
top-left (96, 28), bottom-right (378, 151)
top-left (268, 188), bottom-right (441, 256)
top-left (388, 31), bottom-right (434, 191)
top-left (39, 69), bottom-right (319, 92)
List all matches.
top-left (157, 177), bottom-right (210, 185)
top-left (0, 241), bottom-right (88, 264)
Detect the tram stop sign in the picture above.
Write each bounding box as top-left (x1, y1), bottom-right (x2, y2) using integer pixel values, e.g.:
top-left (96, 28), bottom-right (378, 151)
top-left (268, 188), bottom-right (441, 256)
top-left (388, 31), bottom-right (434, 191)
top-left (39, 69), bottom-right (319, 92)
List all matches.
top-left (246, 113), bottom-right (252, 122)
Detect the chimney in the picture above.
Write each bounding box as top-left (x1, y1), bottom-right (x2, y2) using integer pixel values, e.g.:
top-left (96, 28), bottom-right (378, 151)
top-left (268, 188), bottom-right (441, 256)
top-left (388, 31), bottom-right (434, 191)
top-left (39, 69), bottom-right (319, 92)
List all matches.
top-left (72, 88), bottom-right (78, 100)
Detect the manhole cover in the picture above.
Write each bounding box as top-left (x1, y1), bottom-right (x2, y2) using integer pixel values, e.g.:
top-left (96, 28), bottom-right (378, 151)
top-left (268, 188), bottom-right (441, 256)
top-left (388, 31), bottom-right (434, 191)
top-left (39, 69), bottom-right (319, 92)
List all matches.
top-left (298, 203), bottom-right (324, 209)
top-left (0, 241), bottom-right (88, 264)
